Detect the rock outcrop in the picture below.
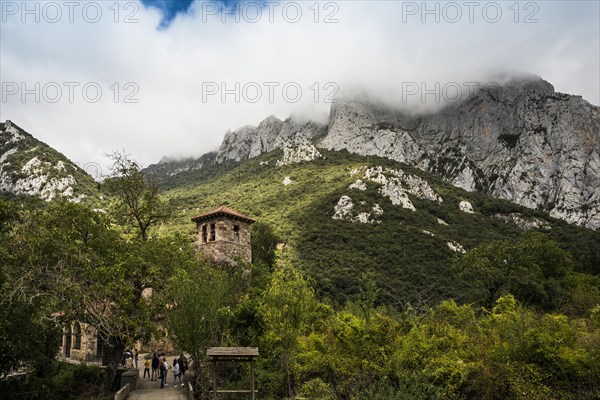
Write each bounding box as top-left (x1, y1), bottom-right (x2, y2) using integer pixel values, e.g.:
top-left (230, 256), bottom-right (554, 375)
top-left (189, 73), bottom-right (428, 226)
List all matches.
top-left (494, 213), bottom-right (551, 231)
top-left (146, 152), bottom-right (217, 177)
top-left (276, 141), bottom-right (323, 166)
top-left (332, 195), bottom-right (383, 224)
top-left (332, 195), bottom-right (354, 220)
top-left (447, 241), bottom-right (466, 253)
top-left (216, 116), bottom-right (327, 164)
top-left (459, 200), bottom-right (474, 214)
top-left (321, 100), bottom-right (423, 164)
top-left (362, 166), bottom-right (443, 210)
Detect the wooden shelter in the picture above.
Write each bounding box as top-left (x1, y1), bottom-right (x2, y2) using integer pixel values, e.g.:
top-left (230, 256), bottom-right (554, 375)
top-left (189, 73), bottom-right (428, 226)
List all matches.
top-left (206, 347), bottom-right (259, 399)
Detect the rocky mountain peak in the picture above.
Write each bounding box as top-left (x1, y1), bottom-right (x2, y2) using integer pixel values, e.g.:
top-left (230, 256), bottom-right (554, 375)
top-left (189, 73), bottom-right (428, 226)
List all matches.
top-left (215, 115), bottom-right (327, 164)
top-left (479, 75), bottom-right (555, 99)
top-left (1, 120), bottom-right (31, 143)
top-left (1, 120), bottom-right (98, 202)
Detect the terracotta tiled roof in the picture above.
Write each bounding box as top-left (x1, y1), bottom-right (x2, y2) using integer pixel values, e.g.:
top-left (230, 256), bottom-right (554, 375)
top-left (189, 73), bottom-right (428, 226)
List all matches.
top-left (191, 205), bottom-right (256, 223)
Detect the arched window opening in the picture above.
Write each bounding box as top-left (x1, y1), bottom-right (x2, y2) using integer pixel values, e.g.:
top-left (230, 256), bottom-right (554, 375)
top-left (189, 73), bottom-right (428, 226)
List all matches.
top-left (233, 224), bottom-right (240, 243)
top-left (202, 225), bottom-right (208, 243)
top-left (210, 223), bottom-right (216, 241)
top-left (73, 322), bottom-right (82, 350)
top-left (64, 325), bottom-right (72, 358)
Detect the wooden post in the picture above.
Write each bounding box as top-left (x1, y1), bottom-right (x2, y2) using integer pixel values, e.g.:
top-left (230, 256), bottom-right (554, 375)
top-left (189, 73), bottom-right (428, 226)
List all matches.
top-left (251, 359), bottom-right (255, 400)
top-left (213, 359), bottom-right (218, 400)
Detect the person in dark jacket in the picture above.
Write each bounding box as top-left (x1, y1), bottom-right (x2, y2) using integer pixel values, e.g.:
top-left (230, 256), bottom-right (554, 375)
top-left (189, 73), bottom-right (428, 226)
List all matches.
top-left (159, 358), bottom-right (168, 388)
top-left (177, 353), bottom-right (188, 378)
top-left (151, 352), bottom-right (160, 381)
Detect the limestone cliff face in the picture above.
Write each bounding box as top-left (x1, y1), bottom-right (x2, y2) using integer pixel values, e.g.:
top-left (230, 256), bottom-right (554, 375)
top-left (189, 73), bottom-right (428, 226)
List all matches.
top-left (215, 116), bottom-right (327, 163)
top-left (149, 77), bottom-right (599, 229)
top-left (321, 99), bottom-right (423, 164)
top-left (319, 78), bottom-right (599, 229)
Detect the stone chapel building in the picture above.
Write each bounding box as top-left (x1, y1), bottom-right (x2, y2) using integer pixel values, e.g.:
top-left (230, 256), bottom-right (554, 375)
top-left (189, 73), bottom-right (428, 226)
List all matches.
top-left (59, 205), bottom-right (255, 364)
top-left (191, 205), bottom-right (255, 264)
top-left (60, 322), bottom-right (103, 363)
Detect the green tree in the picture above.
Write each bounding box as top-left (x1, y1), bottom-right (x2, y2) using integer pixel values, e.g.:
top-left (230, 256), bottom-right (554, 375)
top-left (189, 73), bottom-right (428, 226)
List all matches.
top-left (3, 201), bottom-right (183, 387)
top-left (251, 222), bottom-right (279, 268)
top-left (164, 261), bottom-right (230, 367)
top-left (0, 200), bottom-right (62, 376)
top-left (104, 151), bottom-right (170, 241)
top-left (453, 232), bottom-right (574, 309)
top-left (0, 296), bottom-right (61, 377)
top-left (262, 254), bottom-right (317, 398)
top-left (357, 271), bottom-right (379, 324)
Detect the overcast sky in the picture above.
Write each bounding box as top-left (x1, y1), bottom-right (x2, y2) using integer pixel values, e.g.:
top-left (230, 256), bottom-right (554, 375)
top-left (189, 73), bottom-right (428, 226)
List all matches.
top-left (1, 0), bottom-right (598, 175)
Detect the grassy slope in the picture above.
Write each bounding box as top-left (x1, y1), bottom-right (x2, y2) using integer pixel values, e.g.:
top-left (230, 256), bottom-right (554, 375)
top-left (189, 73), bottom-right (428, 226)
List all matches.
top-left (155, 149), bottom-right (600, 306)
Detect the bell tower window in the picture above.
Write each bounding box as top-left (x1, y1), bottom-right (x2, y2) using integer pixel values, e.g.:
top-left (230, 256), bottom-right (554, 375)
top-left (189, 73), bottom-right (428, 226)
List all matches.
top-left (210, 223), bottom-right (216, 241)
top-left (233, 224), bottom-right (240, 243)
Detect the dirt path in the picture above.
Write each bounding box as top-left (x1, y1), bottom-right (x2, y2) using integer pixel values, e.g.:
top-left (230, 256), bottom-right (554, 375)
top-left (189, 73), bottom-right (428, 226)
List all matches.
top-left (128, 354), bottom-right (188, 400)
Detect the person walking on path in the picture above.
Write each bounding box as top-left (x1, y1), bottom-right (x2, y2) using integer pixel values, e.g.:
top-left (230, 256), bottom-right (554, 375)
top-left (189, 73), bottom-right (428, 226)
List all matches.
top-left (143, 357), bottom-right (151, 380)
top-left (177, 353), bottom-right (188, 379)
top-left (134, 350), bottom-right (139, 369)
top-left (159, 358), bottom-right (168, 389)
top-left (172, 359), bottom-right (183, 387)
top-left (151, 352), bottom-right (160, 381)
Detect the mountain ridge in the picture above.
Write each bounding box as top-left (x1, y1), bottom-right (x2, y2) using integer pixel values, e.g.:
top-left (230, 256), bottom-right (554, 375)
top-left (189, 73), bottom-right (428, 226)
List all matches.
top-left (0, 120), bottom-right (99, 203)
top-left (147, 76), bottom-right (600, 229)
top-left (1, 118), bottom-right (599, 303)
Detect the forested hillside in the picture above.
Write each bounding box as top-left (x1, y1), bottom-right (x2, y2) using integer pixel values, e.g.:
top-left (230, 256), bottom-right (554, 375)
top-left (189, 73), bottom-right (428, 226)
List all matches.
top-left (155, 149), bottom-right (600, 309)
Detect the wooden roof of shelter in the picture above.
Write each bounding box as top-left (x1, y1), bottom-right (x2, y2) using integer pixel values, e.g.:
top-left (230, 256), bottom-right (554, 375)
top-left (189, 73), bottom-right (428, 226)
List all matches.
top-left (206, 347), bottom-right (259, 359)
top-left (191, 205), bottom-right (256, 224)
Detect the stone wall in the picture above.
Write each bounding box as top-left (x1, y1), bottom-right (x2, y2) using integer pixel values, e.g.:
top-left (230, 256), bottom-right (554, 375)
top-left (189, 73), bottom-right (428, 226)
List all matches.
top-left (195, 216), bottom-right (252, 263)
top-left (61, 322), bottom-right (101, 363)
top-left (114, 383), bottom-right (130, 400)
top-left (200, 240), bottom-right (252, 264)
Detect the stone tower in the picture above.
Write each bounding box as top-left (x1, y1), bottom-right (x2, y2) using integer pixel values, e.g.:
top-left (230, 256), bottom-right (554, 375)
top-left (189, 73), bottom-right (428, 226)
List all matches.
top-left (191, 205), bottom-right (255, 264)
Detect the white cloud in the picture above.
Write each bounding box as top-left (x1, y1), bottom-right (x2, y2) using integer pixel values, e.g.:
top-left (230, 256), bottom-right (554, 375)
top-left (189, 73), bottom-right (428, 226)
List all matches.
top-left (1, 0), bottom-right (598, 171)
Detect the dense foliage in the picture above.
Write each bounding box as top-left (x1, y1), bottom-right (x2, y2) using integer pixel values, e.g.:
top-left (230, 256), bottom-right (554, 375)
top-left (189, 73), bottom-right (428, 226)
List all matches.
top-left (453, 231), bottom-right (575, 309)
top-left (0, 362), bottom-right (108, 399)
top-left (1, 148), bottom-right (599, 399)
top-left (155, 150), bottom-right (600, 307)
top-left (221, 256), bottom-right (599, 400)
top-left (0, 199), bottom-right (193, 392)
